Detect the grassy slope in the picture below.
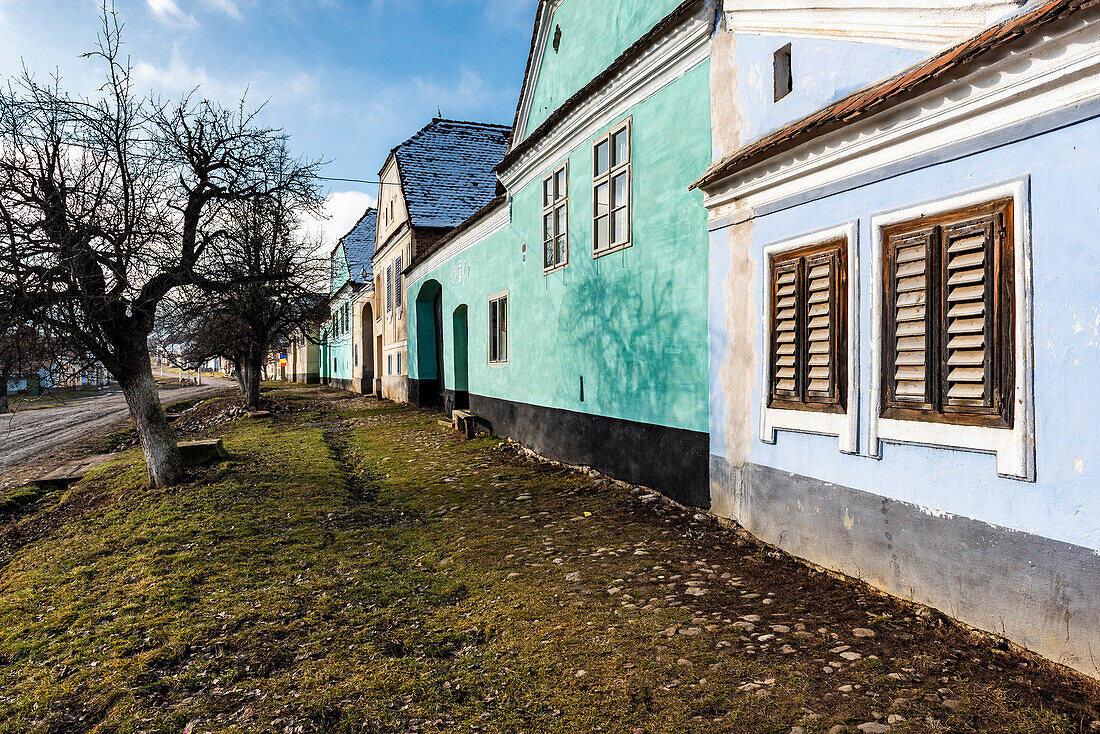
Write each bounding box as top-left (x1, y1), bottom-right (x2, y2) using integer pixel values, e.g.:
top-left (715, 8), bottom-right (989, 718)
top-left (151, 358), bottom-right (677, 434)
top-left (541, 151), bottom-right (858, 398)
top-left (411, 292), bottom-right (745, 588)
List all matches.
top-left (0, 386), bottom-right (1091, 733)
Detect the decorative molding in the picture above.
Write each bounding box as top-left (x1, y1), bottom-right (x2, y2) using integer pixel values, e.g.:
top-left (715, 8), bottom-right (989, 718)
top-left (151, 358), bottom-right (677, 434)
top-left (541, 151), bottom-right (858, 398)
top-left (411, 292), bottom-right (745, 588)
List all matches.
top-left (499, 5), bottom-right (711, 196)
top-left (868, 179), bottom-right (1035, 480)
top-left (514, 0), bottom-right (566, 145)
top-left (701, 16), bottom-right (1100, 217)
top-left (759, 221), bottom-right (860, 454)
top-left (406, 200), bottom-right (510, 284)
top-left (722, 1), bottom-right (1026, 51)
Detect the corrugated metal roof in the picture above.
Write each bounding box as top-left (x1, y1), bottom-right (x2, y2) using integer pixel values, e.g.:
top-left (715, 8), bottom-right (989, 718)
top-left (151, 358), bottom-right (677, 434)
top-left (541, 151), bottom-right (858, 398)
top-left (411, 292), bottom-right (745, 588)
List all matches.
top-left (391, 119), bottom-right (511, 230)
top-left (692, 0), bottom-right (1099, 191)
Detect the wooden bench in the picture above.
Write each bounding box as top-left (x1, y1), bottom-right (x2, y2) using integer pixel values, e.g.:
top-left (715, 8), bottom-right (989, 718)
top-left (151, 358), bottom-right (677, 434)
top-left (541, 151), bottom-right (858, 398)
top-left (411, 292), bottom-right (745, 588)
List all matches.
top-left (178, 439), bottom-right (229, 467)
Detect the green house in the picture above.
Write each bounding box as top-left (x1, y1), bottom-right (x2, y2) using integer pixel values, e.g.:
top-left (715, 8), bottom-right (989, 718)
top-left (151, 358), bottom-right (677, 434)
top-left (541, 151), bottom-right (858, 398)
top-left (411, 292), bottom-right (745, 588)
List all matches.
top-left (319, 209), bottom-right (377, 392)
top-left (405, 0), bottom-right (714, 506)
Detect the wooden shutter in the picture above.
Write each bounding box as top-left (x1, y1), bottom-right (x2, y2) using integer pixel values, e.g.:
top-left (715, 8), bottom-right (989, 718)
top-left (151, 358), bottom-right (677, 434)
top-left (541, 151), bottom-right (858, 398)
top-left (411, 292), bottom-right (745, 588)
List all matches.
top-left (940, 213), bottom-right (1001, 414)
top-left (769, 240), bottom-right (846, 411)
top-left (770, 260), bottom-right (801, 402)
top-left (885, 228), bottom-right (936, 410)
top-left (804, 248), bottom-right (843, 405)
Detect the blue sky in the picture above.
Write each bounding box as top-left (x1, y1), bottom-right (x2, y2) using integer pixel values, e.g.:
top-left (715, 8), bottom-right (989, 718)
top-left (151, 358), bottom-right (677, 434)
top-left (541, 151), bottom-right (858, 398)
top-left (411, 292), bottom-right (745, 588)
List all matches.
top-left (0, 0), bottom-right (539, 246)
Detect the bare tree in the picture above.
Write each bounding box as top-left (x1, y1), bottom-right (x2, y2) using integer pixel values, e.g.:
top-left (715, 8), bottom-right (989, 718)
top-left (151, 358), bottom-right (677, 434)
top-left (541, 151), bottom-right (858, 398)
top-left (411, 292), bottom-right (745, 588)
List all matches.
top-left (160, 193), bottom-right (325, 411)
top-left (0, 6), bottom-right (320, 486)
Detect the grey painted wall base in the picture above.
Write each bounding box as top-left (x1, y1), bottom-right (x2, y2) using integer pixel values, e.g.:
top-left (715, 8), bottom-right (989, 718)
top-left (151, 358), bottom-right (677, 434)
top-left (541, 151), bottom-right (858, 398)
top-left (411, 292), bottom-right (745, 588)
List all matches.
top-left (710, 455), bottom-right (1100, 680)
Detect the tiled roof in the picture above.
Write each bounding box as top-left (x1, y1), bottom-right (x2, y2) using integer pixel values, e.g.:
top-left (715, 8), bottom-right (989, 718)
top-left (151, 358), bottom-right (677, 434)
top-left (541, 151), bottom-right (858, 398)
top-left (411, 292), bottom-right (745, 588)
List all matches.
top-left (390, 119), bottom-right (511, 229)
top-left (692, 0), bottom-right (1097, 191)
top-left (339, 208), bottom-right (377, 282)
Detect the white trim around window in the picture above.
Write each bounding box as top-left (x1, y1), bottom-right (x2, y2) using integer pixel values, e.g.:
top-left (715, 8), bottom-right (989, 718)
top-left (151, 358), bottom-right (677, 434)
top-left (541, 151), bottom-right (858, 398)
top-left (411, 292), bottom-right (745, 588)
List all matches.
top-left (542, 161), bottom-right (569, 273)
top-left (869, 178), bottom-right (1034, 480)
top-left (488, 290), bottom-right (509, 365)
top-left (760, 221), bottom-right (860, 454)
top-left (592, 118), bottom-right (632, 257)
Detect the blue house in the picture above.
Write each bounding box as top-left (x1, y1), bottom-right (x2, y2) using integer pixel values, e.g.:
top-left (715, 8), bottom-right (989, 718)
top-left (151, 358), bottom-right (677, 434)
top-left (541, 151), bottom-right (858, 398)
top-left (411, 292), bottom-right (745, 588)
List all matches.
top-left (698, 0), bottom-right (1100, 678)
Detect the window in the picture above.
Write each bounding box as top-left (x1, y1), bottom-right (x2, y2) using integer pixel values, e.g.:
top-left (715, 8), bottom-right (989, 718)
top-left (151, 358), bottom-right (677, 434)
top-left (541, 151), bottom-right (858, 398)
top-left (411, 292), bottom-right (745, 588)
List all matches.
top-left (768, 239), bottom-right (847, 412)
top-left (542, 163), bottom-right (569, 271)
top-left (386, 265), bottom-right (393, 313)
top-left (395, 255), bottom-right (403, 309)
top-left (774, 44), bottom-right (793, 102)
top-left (397, 352), bottom-right (402, 375)
top-left (593, 120), bottom-right (631, 255)
top-left (354, 344), bottom-right (359, 366)
top-left (488, 293), bottom-right (508, 364)
top-left (881, 199), bottom-right (1014, 427)
top-left (387, 354), bottom-right (393, 375)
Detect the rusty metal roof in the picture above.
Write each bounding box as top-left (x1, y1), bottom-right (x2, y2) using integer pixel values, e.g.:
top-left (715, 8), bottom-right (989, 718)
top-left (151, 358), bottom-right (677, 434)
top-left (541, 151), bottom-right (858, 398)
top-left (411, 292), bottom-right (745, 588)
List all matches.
top-left (692, 0), bottom-right (1099, 192)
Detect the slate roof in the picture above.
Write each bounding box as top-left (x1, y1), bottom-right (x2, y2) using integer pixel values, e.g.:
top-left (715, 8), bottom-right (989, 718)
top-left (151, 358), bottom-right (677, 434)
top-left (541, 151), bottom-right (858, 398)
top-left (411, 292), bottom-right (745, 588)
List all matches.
top-left (692, 0), bottom-right (1097, 190)
top-left (338, 208), bottom-right (377, 283)
top-left (388, 119), bottom-right (511, 230)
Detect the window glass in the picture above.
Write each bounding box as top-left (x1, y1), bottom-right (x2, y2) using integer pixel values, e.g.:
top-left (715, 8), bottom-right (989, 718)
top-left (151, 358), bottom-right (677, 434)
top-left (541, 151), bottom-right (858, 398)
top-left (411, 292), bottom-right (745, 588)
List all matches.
top-left (613, 129), bottom-right (629, 167)
top-left (595, 140), bottom-right (609, 176)
top-left (555, 169), bottom-right (566, 201)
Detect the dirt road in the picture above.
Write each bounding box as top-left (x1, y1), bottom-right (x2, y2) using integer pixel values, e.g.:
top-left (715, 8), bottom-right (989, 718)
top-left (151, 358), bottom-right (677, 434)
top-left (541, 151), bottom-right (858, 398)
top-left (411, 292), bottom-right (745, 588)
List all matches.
top-left (0, 377), bottom-right (234, 487)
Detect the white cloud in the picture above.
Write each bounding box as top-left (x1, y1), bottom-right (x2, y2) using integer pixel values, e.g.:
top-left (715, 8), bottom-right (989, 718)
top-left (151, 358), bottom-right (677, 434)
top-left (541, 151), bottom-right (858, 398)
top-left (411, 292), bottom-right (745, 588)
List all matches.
top-left (201, 0), bottom-right (244, 20)
top-left (300, 190), bottom-right (377, 256)
top-left (146, 0), bottom-right (197, 27)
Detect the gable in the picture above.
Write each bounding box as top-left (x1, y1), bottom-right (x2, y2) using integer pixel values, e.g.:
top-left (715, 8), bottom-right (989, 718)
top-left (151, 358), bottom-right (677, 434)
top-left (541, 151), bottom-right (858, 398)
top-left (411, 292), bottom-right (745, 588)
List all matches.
top-left (514, 0), bottom-right (688, 142)
top-left (330, 243), bottom-right (350, 295)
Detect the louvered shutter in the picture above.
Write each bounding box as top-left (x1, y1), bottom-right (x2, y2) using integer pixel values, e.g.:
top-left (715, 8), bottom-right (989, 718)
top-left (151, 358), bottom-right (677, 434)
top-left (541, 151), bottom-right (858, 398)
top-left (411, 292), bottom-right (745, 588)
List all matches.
top-left (886, 228), bottom-right (936, 409)
top-left (804, 249), bottom-right (841, 404)
top-left (940, 214), bottom-right (999, 412)
top-left (770, 260), bottom-right (801, 402)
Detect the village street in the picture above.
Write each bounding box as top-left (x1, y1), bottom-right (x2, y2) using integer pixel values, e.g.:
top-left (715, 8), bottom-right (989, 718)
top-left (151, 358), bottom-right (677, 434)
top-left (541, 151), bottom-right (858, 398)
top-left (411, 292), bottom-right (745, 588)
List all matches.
top-left (0, 384), bottom-right (1095, 733)
top-left (0, 378), bottom-right (234, 491)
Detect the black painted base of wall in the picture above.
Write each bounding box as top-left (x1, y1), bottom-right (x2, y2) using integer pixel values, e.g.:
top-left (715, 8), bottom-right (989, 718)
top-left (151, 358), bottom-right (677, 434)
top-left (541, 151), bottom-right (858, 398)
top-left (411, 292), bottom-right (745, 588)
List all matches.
top-left (442, 389), bottom-right (469, 416)
top-left (470, 394), bottom-right (709, 508)
top-left (409, 378), bottom-right (440, 409)
top-left (329, 378), bottom-right (354, 392)
top-left (292, 373), bottom-right (319, 385)
top-left (710, 454), bottom-right (1100, 680)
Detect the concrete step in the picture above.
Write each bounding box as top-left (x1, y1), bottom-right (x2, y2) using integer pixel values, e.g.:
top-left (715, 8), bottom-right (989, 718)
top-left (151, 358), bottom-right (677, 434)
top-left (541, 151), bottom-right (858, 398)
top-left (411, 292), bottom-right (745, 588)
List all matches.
top-left (37, 454), bottom-right (114, 487)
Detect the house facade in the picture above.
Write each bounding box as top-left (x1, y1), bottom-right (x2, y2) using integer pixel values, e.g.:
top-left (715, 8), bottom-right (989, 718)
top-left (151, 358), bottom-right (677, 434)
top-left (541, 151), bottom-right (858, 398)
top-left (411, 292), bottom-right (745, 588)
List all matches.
top-left (405, 0), bottom-right (715, 506)
top-left (699, 0), bottom-right (1100, 679)
top-left (373, 119), bottom-right (510, 403)
top-left (320, 209), bottom-right (377, 392)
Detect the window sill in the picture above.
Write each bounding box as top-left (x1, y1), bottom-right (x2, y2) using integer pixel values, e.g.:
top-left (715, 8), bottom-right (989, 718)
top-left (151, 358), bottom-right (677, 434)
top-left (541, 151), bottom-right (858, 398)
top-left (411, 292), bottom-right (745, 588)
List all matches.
top-left (872, 416), bottom-right (1031, 480)
top-left (593, 241), bottom-right (632, 259)
top-left (762, 406), bottom-right (858, 454)
top-left (488, 360), bottom-right (509, 367)
top-left (543, 262), bottom-right (569, 276)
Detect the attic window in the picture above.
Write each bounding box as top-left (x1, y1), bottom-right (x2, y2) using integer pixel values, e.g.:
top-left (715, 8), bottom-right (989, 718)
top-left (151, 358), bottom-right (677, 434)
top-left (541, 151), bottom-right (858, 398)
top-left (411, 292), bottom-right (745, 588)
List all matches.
top-left (774, 44), bottom-right (793, 102)
top-left (553, 25), bottom-right (562, 53)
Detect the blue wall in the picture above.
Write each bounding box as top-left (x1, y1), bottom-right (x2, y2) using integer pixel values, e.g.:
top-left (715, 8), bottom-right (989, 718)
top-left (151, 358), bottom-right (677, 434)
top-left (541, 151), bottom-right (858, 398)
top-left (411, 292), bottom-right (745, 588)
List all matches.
top-left (709, 115), bottom-right (1100, 551)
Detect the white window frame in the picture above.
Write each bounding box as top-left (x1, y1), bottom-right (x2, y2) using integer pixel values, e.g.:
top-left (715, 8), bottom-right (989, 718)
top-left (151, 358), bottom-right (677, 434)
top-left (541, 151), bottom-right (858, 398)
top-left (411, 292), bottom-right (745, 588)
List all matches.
top-left (870, 179), bottom-right (1034, 480)
top-left (592, 118), bottom-right (632, 257)
top-left (488, 290), bottom-right (509, 365)
top-left (542, 161), bottom-right (569, 273)
top-left (760, 221), bottom-right (860, 454)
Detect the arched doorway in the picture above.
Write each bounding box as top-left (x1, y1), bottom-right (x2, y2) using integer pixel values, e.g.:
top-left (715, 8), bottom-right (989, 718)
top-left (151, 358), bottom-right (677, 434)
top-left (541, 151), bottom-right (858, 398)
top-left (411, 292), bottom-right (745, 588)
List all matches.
top-left (360, 302), bottom-right (374, 395)
top-left (451, 305), bottom-right (469, 412)
top-left (413, 279), bottom-right (444, 408)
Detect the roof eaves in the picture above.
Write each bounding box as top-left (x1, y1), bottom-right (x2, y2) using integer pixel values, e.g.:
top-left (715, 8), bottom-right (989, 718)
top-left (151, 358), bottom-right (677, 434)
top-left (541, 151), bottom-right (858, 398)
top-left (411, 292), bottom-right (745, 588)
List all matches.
top-left (408, 195), bottom-right (508, 273)
top-left (692, 0), bottom-right (1098, 191)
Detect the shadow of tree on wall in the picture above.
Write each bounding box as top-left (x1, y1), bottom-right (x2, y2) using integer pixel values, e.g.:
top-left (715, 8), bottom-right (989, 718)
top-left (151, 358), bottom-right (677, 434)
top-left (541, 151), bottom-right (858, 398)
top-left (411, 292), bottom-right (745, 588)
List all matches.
top-left (555, 257), bottom-right (703, 428)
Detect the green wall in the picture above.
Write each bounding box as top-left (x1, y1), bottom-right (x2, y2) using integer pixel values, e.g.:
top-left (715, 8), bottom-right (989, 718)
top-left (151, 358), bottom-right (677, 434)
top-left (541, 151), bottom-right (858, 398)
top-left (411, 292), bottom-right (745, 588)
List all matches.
top-left (410, 61), bottom-right (711, 433)
top-left (524, 0), bottom-right (686, 136)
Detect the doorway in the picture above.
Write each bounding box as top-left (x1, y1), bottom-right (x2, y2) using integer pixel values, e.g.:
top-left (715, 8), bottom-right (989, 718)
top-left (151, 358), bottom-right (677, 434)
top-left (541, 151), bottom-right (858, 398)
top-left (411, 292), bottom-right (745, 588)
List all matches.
top-left (452, 305), bottom-right (469, 410)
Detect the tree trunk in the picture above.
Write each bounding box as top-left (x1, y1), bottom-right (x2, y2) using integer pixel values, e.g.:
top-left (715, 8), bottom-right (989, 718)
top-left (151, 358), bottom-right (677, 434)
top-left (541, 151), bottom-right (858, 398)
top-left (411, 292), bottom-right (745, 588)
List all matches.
top-left (240, 347), bottom-right (263, 411)
top-left (116, 350), bottom-right (182, 488)
top-left (0, 369), bottom-right (8, 415)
